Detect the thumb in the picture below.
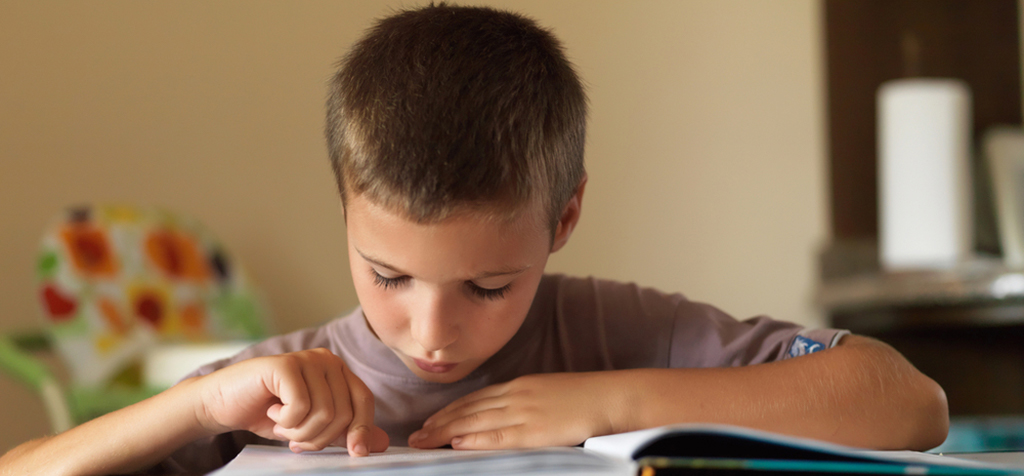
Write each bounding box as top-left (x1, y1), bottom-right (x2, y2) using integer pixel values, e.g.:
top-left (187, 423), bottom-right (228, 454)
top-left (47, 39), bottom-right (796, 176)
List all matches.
top-left (369, 425), bottom-right (390, 452)
top-left (331, 421), bottom-right (389, 453)
top-left (335, 423), bottom-right (389, 452)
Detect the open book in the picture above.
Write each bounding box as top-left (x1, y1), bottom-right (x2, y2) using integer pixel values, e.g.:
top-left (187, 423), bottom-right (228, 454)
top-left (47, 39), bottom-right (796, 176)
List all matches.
top-left (212, 424), bottom-right (1024, 475)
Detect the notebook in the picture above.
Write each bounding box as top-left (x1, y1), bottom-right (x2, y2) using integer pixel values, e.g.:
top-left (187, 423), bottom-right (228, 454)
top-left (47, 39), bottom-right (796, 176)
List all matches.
top-left (211, 423), bottom-right (1024, 475)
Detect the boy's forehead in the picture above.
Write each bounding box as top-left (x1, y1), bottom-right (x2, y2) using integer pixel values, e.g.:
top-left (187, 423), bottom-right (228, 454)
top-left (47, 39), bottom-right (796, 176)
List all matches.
top-left (346, 193), bottom-right (550, 278)
top-left (345, 190), bottom-right (549, 236)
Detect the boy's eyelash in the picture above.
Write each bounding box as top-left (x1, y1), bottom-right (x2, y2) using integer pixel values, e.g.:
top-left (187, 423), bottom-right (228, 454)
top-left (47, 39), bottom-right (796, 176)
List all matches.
top-left (370, 269), bottom-right (511, 300)
top-left (371, 270), bottom-right (409, 290)
top-left (469, 282), bottom-right (512, 301)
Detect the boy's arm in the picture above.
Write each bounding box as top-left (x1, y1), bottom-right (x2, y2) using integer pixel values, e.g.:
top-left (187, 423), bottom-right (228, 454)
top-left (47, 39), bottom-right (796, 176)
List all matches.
top-left (625, 335), bottom-right (948, 450)
top-left (1, 348), bottom-right (388, 475)
top-left (0, 378), bottom-right (212, 475)
top-left (410, 335), bottom-right (949, 452)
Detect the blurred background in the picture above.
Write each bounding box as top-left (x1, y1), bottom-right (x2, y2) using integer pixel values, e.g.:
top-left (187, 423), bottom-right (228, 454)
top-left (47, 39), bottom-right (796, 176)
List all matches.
top-left (1, 0), bottom-right (1021, 454)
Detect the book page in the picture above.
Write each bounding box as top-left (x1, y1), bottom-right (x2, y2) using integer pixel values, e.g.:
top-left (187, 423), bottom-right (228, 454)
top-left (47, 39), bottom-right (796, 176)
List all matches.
top-left (211, 445), bottom-right (632, 476)
top-left (584, 424), bottom-right (1021, 472)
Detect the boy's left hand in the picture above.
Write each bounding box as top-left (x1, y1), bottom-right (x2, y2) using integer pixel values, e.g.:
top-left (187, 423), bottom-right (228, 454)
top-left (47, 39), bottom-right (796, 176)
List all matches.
top-left (408, 372), bottom-right (629, 449)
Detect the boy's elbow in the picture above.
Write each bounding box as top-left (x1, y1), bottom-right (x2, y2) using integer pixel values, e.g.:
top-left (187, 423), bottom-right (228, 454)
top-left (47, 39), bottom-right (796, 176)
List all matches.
top-left (904, 373), bottom-right (949, 451)
top-left (845, 336), bottom-right (949, 451)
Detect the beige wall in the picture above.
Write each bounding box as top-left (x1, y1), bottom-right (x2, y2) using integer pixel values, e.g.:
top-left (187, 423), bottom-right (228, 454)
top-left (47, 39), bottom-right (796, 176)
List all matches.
top-left (0, 1), bottom-right (826, 452)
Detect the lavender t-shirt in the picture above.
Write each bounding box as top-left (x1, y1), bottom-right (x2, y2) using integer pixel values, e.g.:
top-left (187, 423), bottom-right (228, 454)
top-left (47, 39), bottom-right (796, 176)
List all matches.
top-left (157, 274), bottom-right (847, 473)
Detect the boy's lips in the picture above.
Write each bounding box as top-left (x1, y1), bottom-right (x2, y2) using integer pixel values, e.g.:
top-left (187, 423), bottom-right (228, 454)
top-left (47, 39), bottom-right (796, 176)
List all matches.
top-left (413, 358), bottom-right (457, 373)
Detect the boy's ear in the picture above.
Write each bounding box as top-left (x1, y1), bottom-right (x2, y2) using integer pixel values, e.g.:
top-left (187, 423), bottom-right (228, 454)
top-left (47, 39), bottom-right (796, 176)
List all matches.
top-left (551, 174), bottom-right (587, 253)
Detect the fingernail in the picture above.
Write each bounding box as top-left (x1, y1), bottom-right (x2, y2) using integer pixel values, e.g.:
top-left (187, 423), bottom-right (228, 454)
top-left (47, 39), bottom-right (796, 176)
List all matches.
top-left (411, 431), bottom-right (426, 442)
top-left (354, 443), bottom-right (367, 456)
top-left (451, 437), bottom-right (462, 446)
top-left (423, 418), bottom-right (434, 428)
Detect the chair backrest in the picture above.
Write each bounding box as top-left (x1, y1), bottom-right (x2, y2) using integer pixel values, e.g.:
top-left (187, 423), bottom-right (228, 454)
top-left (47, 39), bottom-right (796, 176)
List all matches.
top-left (36, 204), bottom-right (271, 387)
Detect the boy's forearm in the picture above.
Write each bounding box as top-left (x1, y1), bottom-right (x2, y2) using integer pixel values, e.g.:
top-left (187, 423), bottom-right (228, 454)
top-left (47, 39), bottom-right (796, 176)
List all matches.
top-left (0, 377), bottom-right (213, 475)
top-left (616, 336), bottom-right (948, 451)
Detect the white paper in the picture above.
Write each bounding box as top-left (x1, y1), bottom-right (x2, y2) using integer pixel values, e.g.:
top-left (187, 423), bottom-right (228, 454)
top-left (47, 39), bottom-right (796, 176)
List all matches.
top-left (213, 425), bottom-right (1021, 475)
top-left (211, 444), bottom-right (631, 476)
top-left (985, 127), bottom-right (1024, 269)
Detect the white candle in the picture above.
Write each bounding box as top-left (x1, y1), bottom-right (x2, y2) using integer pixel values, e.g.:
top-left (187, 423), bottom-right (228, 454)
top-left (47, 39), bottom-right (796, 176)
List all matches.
top-left (877, 78), bottom-right (972, 271)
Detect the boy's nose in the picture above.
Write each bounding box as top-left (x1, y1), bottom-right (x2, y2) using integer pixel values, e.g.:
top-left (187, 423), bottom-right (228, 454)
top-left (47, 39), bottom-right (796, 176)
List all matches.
top-left (411, 292), bottom-right (459, 353)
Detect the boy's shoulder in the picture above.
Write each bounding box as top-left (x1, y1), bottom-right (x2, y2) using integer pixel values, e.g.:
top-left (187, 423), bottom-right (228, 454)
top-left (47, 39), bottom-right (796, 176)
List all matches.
top-left (538, 272), bottom-right (689, 302)
top-left (535, 273), bottom-right (693, 326)
top-left (536, 273), bottom-right (847, 367)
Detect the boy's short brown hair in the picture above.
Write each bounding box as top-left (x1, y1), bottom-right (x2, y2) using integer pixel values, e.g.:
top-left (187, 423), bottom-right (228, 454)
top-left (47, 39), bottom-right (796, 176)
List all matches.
top-left (326, 3), bottom-right (587, 230)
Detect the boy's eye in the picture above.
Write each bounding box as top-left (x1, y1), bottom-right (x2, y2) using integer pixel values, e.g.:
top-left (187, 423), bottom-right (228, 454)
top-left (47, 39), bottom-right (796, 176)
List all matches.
top-left (468, 282), bottom-right (511, 301)
top-left (371, 269), bottom-right (409, 290)
top-left (370, 268), bottom-right (511, 300)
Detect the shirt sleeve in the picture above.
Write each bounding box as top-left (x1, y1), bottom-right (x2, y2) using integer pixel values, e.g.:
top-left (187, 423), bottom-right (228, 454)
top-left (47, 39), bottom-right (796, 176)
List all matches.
top-left (551, 275), bottom-right (848, 371)
top-left (668, 298), bottom-right (849, 368)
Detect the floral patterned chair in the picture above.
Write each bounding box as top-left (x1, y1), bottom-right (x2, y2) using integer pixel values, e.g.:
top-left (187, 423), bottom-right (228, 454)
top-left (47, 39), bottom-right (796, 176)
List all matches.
top-left (0, 204), bottom-right (271, 432)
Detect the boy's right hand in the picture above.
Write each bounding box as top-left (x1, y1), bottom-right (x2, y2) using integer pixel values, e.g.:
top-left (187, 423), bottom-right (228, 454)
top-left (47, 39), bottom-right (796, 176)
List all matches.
top-left (189, 348), bottom-right (389, 455)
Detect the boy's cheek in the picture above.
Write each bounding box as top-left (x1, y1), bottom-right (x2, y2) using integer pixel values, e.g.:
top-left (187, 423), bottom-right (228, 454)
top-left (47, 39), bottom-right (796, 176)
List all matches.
top-left (351, 284), bottom-right (406, 343)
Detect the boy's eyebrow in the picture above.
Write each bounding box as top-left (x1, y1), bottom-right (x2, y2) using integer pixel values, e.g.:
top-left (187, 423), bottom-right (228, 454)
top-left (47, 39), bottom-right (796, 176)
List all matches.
top-left (354, 247), bottom-right (531, 279)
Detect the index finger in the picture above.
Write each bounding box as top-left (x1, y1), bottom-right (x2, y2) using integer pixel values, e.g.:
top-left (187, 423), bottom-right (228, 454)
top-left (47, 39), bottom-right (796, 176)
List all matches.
top-left (342, 365), bottom-right (388, 456)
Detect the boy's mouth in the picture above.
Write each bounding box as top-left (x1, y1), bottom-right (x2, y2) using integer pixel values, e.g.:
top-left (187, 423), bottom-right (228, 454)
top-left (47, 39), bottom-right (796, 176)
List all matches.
top-left (413, 358), bottom-right (457, 373)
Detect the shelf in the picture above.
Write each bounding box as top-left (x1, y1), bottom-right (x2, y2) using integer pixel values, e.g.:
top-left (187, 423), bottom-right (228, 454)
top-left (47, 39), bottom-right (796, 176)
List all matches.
top-left (817, 259), bottom-right (1024, 312)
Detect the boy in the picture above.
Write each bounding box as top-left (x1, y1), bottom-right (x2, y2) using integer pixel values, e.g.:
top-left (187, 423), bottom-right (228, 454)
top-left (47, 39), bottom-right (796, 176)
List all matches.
top-left (1, 4), bottom-right (948, 475)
